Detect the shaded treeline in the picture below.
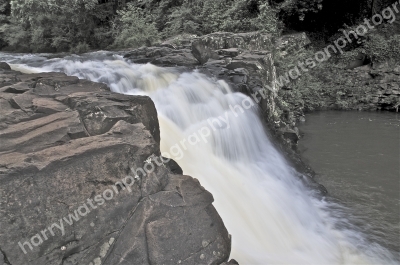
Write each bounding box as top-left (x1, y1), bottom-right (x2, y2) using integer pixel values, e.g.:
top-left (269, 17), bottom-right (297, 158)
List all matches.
top-left (0, 0), bottom-right (396, 52)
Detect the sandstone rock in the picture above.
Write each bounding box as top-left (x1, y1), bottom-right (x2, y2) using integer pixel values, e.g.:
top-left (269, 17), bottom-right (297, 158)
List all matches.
top-left (0, 69), bottom-right (231, 265)
top-left (0, 82), bottom-right (31, 93)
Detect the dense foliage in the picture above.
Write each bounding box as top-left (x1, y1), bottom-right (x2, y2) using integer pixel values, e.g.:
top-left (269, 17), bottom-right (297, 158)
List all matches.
top-left (0, 0), bottom-right (115, 52)
top-left (112, 3), bottom-right (160, 48)
top-left (0, 0), bottom-right (10, 48)
top-left (0, 0), bottom-right (280, 51)
top-left (125, 0), bottom-right (279, 39)
top-left (0, 0), bottom-right (398, 56)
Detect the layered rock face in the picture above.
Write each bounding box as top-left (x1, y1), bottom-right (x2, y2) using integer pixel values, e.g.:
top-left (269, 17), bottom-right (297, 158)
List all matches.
top-left (0, 65), bottom-right (231, 265)
top-left (124, 31), bottom-right (284, 139)
top-left (123, 31), bottom-right (316, 173)
top-left (125, 31), bottom-right (400, 154)
top-left (310, 64), bottom-right (400, 111)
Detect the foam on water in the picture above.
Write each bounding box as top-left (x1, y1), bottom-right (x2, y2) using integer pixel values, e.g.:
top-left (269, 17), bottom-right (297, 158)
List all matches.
top-left (3, 53), bottom-right (398, 264)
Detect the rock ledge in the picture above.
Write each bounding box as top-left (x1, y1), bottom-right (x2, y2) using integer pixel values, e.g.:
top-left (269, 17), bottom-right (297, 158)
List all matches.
top-left (0, 65), bottom-right (231, 265)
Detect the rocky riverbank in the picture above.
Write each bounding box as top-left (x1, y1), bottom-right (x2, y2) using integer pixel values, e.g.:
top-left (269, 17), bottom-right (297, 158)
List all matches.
top-left (121, 32), bottom-right (318, 177)
top-left (122, 31), bottom-right (399, 175)
top-left (0, 64), bottom-right (237, 265)
top-left (279, 63), bottom-right (400, 117)
top-left (2, 30), bottom-right (398, 263)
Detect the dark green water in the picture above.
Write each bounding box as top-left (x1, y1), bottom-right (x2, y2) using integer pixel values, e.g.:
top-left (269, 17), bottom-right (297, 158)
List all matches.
top-left (298, 111), bottom-right (400, 257)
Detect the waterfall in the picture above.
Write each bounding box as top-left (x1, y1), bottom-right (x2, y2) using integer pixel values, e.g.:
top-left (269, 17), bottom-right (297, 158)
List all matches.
top-left (4, 52), bottom-right (398, 264)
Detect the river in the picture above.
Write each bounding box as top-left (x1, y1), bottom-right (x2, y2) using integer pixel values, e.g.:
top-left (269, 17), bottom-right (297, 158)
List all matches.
top-left (1, 51), bottom-right (399, 264)
top-left (298, 111), bottom-right (400, 261)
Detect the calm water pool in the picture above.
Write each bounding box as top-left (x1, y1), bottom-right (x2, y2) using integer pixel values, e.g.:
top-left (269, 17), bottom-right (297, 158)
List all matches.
top-left (298, 111), bottom-right (400, 258)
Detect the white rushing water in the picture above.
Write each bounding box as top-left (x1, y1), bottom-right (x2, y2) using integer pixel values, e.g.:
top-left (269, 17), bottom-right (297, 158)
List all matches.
top-left (3, 52), bottom-right (398, 264)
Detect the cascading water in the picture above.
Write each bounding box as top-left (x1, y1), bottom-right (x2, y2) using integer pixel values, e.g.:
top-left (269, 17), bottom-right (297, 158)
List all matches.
top-left (3, 52), bottom-right (398, 264)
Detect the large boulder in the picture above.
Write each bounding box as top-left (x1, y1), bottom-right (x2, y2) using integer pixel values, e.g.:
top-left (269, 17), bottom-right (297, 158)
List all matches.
top-left (191, 39), bottom-right (220, 64)
top-left (191, 39), bottom-right (212, 64)
top-left (0, 69), bottom-right (231, 265)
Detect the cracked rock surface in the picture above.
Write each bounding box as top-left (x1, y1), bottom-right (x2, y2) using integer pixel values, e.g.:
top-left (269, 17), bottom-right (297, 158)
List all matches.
top-left (0, 66), bottom-right (231, 265)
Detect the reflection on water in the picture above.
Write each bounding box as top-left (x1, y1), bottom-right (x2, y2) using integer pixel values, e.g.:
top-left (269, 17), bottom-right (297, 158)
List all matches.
top-left (299, 111), bottom-right (400, 259)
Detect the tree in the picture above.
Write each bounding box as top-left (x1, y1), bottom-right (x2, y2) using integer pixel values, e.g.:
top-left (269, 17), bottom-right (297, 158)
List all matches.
top-left (0, 0), bottom-right (10, 49)
top-left (270, 0), bottom-right (323, 24)
top-left (0, 0), bottom-right (115, 52)
top-left (160, 0), bottom-right (280, 36)
top-left (112, 3), bottom-right (160, 48)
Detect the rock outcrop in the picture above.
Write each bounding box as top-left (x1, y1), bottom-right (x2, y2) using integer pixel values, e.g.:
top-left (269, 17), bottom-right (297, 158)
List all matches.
top-left (124, 31), bottom-right (280, 130)
top-left (124, 47), bottom-right (199, 67)
top-left (312, 64), bottom-right (400, 111)
top-left (123, 31), bottom-right (399, 154)
top-left (122, 31), bottom-right (316, 175)
top-left (191, 32), bottom-right (275, 52)
top-left (0, 64), bottom-right (231, 265)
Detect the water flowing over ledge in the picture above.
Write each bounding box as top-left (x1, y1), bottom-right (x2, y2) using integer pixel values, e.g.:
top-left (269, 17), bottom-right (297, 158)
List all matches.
top-left (3, 52), bottom-right (399, 264)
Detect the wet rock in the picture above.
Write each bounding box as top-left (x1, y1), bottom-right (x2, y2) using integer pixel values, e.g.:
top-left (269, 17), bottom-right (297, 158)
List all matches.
top-left (280, 128), bottom-right (300, 143)
top-left (0, 62), bottom-right (11, 70)
top-left (221, 259), bottom-right (240, 265)
top-left (164, 157), bottom-right (183, 175)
